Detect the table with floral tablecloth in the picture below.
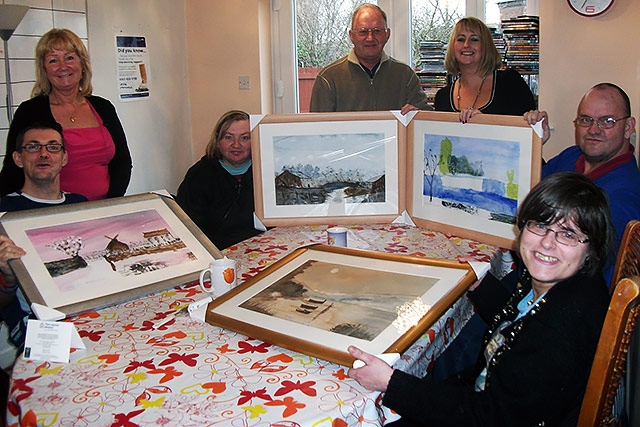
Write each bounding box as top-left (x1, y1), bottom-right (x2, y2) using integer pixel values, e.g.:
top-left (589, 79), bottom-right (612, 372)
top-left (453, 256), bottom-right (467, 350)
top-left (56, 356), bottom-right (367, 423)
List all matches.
top-left (7, 223), bottom-right (510, 427)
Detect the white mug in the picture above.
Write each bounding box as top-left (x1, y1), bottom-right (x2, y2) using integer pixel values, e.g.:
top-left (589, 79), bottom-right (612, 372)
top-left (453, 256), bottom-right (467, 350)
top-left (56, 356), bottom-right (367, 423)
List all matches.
top-left (327, 226), bottom-right (348, 247)
top-left (199, 257), bottom-right (237, 297)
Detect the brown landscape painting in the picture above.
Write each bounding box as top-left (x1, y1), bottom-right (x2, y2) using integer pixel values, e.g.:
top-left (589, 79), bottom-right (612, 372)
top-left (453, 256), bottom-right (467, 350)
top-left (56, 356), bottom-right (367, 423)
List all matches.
top-left (239, 259), bottom-right (438, 341)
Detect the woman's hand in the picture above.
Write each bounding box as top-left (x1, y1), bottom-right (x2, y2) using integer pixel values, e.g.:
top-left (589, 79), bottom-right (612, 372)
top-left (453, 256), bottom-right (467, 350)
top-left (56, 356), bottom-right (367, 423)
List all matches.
top-left (347, 345), bottom-right (394, 392)
top-left (459, 108), bottom-right (482, 124)
top-left (523, 110), bottom-right (550, 145)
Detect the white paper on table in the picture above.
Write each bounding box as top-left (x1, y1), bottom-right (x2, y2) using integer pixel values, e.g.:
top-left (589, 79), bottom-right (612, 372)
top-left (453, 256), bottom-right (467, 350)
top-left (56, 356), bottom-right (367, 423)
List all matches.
top-left (70, 326), bottom-right (86, 350)
top-left (24, 319), bottom-right (73, 363)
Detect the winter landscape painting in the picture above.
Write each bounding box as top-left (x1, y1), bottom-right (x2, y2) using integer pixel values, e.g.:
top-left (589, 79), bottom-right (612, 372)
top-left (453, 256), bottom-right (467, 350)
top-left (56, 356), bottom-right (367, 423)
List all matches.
top-left (409, 113), bottom-right (541, 248)
top-left (25, 209), bottom-right (194, 294)
top-left (252, 113), bottom-right (403, 225)
top-left (0, 194), bottom-right (219, 315)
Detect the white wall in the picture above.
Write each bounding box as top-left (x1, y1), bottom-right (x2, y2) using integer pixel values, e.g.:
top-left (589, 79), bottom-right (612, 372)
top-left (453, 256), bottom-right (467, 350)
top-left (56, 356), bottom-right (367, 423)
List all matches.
top-left (86, 0), bottom-right (192, 195)
top-left (185, 0), bottom-right (270, 159)
top-left (539, 0), bottom-right (640, 161)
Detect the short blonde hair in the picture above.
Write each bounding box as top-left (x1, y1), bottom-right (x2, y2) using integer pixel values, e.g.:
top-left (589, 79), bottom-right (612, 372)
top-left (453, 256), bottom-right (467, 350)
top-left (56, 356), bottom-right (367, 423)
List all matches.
top-left (205, 110), bottom-right (250, 159)
top-left (444, 17), bottom-right (502, 77)
top-left (32, 29), bottom-right (93, 97)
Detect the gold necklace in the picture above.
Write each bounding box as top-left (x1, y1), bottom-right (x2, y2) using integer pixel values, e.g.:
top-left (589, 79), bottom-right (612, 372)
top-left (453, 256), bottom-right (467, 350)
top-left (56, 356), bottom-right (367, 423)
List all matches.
top-left (68, 102), bottom-right (81, 123)
top-left (456, 75), bottom-right (487, 110)
top-left (50, 95), bottom-right (81, 123)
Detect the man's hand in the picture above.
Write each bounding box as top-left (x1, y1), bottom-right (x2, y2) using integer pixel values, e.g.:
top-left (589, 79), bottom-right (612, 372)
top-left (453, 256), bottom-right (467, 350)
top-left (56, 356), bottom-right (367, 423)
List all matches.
top-left (0, 235), bottom-right (26, 287)
top-left (523, 110), bottom-right (550, 145)
top-left (400, 103), bottom-right (418, 115)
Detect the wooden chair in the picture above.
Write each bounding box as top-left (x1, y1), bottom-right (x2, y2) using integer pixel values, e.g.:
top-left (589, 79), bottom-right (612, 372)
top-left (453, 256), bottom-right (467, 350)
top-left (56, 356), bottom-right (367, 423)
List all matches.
top-left (610, 220), bottom-right (640, 290)
top-left (578, 276), bottom-right (640, 426)
top-left (578, 220), bottom-right (640, 426)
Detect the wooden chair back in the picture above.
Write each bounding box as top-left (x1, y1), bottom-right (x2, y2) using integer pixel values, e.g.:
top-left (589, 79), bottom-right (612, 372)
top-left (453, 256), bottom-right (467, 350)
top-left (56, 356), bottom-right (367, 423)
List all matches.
top-left (577, 276), bottom-right (640, 426)
top-left (577, 220), bottom-right (640, 426)
top-left (610, 220), bottom-right (640, 289)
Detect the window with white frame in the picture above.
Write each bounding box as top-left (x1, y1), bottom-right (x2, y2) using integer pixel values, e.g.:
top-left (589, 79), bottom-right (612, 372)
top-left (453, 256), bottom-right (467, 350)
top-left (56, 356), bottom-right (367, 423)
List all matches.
top-left (271, 0), bottom-right (537, 113)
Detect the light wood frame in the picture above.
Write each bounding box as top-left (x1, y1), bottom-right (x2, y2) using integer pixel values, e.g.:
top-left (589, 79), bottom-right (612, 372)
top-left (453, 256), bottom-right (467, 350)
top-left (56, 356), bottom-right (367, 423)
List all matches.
top-left (407, 111), bottom-right (542, 249)
top-left (205, 244), bottom-right (476, 366)
top-left (251, 112), bottom-right (406, 226)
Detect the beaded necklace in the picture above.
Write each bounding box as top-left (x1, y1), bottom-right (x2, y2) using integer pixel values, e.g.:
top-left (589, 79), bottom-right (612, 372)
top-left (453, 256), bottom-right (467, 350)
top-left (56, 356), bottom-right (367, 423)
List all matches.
top-left (477, 268), bottom-right (548, 390)
top-left (456, 74), bottom-right (487, 110)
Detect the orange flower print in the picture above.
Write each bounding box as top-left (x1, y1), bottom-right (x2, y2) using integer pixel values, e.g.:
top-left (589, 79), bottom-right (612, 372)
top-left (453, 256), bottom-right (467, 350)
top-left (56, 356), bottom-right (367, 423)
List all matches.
top-left (223, 267), bottom-right (235, 284)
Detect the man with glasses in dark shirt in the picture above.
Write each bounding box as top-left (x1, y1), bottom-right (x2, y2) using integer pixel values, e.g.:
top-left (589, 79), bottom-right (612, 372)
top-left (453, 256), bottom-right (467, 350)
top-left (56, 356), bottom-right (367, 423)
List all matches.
top-left (0, 122), bottom-right (87, 371)
top-left (309, 3), bottom-right (430, 114)
top-left (524, 82), bottom-right (640, 284)
top-left (0, 122), bottom-right (87, 211)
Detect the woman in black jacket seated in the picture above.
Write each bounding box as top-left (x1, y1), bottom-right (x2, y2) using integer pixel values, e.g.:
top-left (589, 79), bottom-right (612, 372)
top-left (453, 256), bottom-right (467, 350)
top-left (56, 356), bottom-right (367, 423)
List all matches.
top-left (348, 171), bottom-right (614, 427)
top-left (176, 110), bottom-right (261, 250)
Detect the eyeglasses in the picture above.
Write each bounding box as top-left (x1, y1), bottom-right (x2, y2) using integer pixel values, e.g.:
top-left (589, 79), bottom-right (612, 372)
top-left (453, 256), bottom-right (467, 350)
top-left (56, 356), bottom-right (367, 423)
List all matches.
top-left (18, 143), bottom-right (64, 153)
top-left (573, 115), bottom-right (630, 130)
top-left (353, 27), bottom-right (388, 37)
top-left (524, 220), bottom-right (590, 247)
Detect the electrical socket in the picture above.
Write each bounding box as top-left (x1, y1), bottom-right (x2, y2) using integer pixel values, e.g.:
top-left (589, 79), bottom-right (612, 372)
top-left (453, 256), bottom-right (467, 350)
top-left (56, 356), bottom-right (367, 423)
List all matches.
top-left (239, 76), bottom-right (250, 90)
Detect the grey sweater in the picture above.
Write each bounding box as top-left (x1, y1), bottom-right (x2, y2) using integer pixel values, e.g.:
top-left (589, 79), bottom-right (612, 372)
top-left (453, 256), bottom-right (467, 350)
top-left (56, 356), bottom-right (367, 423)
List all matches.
top-left (310, 49), bottom-right (430, 112)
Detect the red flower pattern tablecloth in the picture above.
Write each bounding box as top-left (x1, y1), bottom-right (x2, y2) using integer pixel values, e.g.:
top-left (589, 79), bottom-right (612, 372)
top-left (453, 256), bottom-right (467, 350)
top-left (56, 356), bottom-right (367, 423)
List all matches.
top-left (7, 224), bottom-right (511, 427)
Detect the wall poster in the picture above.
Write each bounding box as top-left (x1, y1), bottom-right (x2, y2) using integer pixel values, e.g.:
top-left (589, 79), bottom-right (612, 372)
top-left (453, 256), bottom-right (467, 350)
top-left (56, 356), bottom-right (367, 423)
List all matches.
top-left (116, 35), bottom-right (150, 101)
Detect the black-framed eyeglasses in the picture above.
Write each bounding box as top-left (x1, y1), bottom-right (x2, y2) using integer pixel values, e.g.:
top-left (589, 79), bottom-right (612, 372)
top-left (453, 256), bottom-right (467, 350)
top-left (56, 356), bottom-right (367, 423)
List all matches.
top-left (353, 27), bottom-right (388, 37)
top-left (524, 220), bottom-right (590, 247)
top-left (18, 143), bottom-right (64, 153)
top-left (573, 115), bottom-right (630, 130)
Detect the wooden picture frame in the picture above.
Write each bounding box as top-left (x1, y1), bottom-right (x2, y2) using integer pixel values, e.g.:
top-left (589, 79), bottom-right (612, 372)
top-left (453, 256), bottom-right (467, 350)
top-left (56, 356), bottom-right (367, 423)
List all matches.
top-left (205, 244), bottom-right (476, 366)
top-left (0, 193), bottom-right (223, 317)
top-left (407, 111), bottom-right (542, 249)
top-left (251, 112), bottom-right (405, 226)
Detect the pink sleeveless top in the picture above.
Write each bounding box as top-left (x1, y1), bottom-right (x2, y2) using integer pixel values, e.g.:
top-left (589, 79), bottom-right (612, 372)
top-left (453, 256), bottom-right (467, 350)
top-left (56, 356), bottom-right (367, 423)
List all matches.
top-left (60, 104), bottom-right (116, 200)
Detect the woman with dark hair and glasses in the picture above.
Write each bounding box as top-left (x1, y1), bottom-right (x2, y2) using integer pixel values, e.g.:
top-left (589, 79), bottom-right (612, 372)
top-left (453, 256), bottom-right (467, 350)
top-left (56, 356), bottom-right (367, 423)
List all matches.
top-left (176, 110), bottom-right (261, 250)
top-left (348, 171), bottom-right (614, 426)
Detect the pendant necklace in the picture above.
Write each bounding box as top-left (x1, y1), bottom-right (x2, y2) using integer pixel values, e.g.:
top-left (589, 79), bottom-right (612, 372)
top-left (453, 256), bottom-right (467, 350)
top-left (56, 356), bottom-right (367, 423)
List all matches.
top-left (55, 97), bottom-right (81, 123)
top-left (69, 103), bottom-right (79, 123)
top-left (457, 74), bottom-right (487, 110)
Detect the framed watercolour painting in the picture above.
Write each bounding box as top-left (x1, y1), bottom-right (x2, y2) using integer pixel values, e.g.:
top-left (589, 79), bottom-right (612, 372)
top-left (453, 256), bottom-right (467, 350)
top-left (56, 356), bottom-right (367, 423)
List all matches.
top-left (0, 193), bottom-right (223, 317)
top-left (251, 112), bottom-right (405, 226)
top-left (407, 111), bottom-right (542, 249)
top-left (205, 244), bottom-right (477, 366)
